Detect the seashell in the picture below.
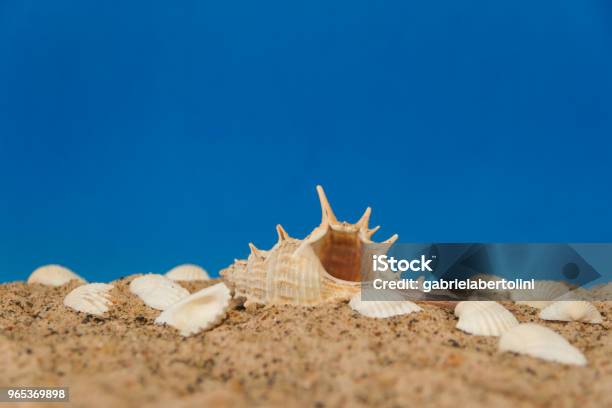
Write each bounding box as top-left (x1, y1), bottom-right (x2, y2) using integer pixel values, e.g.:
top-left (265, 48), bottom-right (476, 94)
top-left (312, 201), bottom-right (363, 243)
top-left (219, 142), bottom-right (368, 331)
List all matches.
top-left (454, 301), bottom-right (518, 336)
top-left (155, 282), bottom-right (231, 336)
top-left (221, 186), bottom-right (398, 305)
top-left (165, 264), bottom-right (210, 281)
top-left (129, 274), bottom-right (190, 310)
top-left (498, 323), bottom-right (587, 366)
top-left (539, 301), bottom-right (603, 324)
top-left (27, 264), bottom-right (86, 286)
top-left (511, 280), bottom-right (570, 309)
top-left (64, 283), bottom-right (114, 316)
top-left (349, 290), bottom-right (422, 318)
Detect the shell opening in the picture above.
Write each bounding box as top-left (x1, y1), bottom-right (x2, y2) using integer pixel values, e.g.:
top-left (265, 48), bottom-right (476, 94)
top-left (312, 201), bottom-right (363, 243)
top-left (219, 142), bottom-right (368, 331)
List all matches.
top-left (311, 228), bottom-right (364, 282)
top-left (309, 186), bottom-right (376, 282)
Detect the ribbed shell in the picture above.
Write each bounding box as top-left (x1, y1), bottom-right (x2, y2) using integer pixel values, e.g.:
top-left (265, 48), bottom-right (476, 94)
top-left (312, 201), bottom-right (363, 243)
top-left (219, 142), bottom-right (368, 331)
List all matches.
top-left (129, 274), bottom-right (190, 310)
top-left (225, 237), bottom-right (359, 305)
top-left (155, 282), bottom-right (231, 336)
top-left (511, 280), bottom-right (570, 309)
top-left (221, 186), bottom-right (397, 306)
top-left (64, 283), bottom-right (113, 316)
top-left (454, 301), bottom-right (518, 336)
top-left (499, 323), bottom-right (587, 366)
top-left (27, 264), bottom-right (86, 287)
top-left (539, 301), bottom-right (603, 324)
top-left (165, 264), bottom-right (210, 281)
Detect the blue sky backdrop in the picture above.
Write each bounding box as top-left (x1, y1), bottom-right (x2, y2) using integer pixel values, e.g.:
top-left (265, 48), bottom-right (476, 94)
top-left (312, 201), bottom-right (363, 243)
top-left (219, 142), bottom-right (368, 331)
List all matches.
top-left (1, 1), bottom-right (611, 282)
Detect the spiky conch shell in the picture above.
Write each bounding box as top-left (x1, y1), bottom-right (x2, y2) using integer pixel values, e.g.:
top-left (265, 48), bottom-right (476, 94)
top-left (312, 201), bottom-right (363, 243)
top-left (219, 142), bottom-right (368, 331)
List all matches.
top-left (221, 186), bottom-right (398, 305)
top-left (27, 264), bottom-right (86, 287)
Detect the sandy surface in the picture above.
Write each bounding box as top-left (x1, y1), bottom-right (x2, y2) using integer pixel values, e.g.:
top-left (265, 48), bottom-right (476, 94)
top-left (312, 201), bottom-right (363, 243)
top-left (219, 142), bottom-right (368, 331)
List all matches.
top-left (1, 276), bottom-right (610, 408)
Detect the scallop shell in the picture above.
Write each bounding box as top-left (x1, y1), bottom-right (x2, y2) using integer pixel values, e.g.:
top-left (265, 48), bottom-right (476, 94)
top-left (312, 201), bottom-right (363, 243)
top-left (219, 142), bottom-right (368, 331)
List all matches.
top-left (129, 274), bottom-right (190, 310)
top-left (27, 264), bottom-right (86, 286)
top-left (499, 323), bottom-right (586, 365)
top-left (165, 264), bottom-right (210, 281)
top-left (454, 301), bottom-right (518, 336)
top-left (511, 280), bottom-right (570, 309)
top-left (349, 290), bottom-right (422, 318)
top-left (64, 283), bottom-right (114, 316)
top-left (539, 301), bottom-right (603, 324)
top-left (221, 185), bottom-right (398, 305)
top-left (155, 282), bottom-right (231, 336)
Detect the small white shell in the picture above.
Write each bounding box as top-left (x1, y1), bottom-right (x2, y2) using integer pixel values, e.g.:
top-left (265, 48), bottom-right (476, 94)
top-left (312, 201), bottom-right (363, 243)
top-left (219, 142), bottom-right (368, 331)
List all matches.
top-left (27, 264), bottom-right (86, 286)
top-left (499, 323), bottom-right (587, 366)
top-left (155, 282), bottom-right (231, 336)
top-left (454, 301), bottom-right (518, 336)
top-left (511, 280), bottom-right (570, 309)
top-left (349, 290), bottom-right (422, 318)
top-left (129, 274), bottom-right (190, 310)
top-left (540, 301), bottom-right (603, 324)
top-left (165, 264), bottom-right (210, 281)
top-left (64, 283), bottom-right (113, 316)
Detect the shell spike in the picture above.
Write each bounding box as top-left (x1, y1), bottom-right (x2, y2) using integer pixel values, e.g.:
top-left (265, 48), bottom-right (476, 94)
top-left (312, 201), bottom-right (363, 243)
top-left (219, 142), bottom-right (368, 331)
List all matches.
top-left (316, 185), bottom-right (338, 225)
top-left (367, 225), bottom-right (381, 238)
top-left (248, 243), bottom-right (264, 257)
top-left (357, 207), bottom-right (372, 229)
top-left (276, 224), bottom-right (290, 242)
top-left (383, 234), bottom-right (399, 244)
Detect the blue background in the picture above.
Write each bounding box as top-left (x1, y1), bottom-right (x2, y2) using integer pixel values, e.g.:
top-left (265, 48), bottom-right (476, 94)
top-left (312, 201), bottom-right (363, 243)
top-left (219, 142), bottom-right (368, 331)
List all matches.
top-left (1, 1), bottom-right (611, 282)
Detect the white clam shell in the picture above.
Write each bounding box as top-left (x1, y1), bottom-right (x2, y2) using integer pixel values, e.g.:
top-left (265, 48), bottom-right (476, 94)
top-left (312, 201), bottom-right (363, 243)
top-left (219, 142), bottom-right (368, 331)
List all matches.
top-left (27, 264), bottom-right (86, 287)
top-left (511, 280), bottom-right (570, 309)
top-left (349, 290), bottom-right (422, 318)
top-left (499, 323), bottom-right (587, 366)
top-left (155, 282), bottom-right (231, 336)
top-left (454, 301), bottom-right (518, 336)
top-left (129, 274), bottom-right (190, 310)
top-left (165, 264), bottom-right (210, 281)
top-left (64, 283), bottom-right (113, 316)
top-left (540, 301), bottom-right (603, 324)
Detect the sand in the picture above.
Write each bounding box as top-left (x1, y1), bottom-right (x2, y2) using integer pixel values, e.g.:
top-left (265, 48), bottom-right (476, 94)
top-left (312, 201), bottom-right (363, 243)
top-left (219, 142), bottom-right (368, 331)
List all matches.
top-left (1, 276), bottom-right (610, 408)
